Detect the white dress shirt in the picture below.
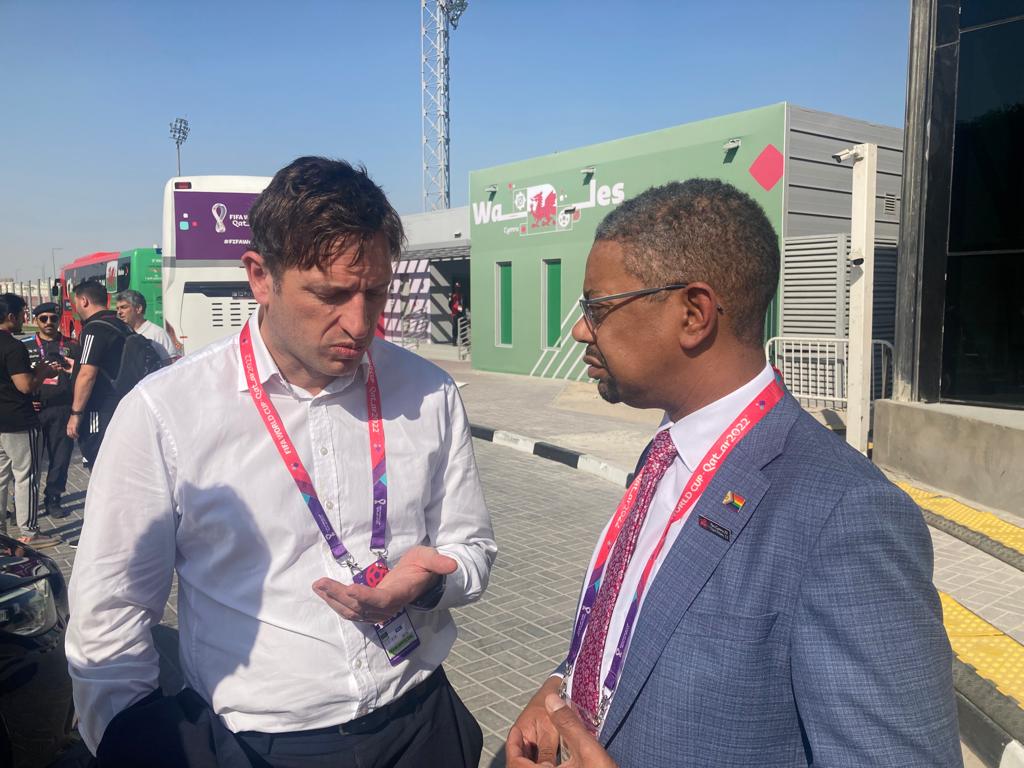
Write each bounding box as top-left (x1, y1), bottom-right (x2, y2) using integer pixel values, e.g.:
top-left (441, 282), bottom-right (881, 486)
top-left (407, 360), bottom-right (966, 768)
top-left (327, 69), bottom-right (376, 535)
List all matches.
top-left (66, 313), bottom-right (496, 752)
top-left (136, 319), bottom-right (177, 361)
top-left (564, 364), bottom-right (775, 707)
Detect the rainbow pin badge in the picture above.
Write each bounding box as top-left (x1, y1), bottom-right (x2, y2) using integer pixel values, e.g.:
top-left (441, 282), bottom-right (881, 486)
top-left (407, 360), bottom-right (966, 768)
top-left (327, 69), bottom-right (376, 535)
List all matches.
top-left (723, 491), bottom-right (746, 511)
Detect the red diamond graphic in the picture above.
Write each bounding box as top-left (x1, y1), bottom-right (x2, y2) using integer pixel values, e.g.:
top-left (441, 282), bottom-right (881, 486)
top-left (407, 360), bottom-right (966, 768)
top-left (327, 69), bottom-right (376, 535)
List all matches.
top-left (749, 144), bottom-right (784, 191)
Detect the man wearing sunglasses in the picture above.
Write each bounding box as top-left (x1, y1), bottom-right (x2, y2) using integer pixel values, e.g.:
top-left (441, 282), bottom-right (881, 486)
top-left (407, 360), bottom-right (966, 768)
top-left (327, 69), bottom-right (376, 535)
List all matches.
top-left (23, 302), bottom-right (80, 518)
top-left (508, 179), bottom-right (959, 767)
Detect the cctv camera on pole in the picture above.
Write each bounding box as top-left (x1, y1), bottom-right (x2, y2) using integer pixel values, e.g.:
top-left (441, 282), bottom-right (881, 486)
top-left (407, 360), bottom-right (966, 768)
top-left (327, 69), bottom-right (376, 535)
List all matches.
top-left (834, 143), bottom-right (878, 455)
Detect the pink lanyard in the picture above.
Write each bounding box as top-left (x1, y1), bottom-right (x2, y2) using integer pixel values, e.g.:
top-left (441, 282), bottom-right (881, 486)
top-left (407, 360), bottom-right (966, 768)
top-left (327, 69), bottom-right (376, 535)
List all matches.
top-left (566, 374), bottom-right (786, 701)
top-left (239, 324), bottom-right (389, 570)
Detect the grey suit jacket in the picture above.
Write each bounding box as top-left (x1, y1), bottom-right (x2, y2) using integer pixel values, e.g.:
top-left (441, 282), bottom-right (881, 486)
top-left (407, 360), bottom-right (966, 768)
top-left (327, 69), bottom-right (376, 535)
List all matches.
top-left (589, 393), bottom-right (961, 767)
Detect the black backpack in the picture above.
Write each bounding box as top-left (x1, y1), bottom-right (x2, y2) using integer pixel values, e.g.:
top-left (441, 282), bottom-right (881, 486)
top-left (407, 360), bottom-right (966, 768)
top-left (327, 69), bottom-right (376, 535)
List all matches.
top-left (91, 319), bottom-right (165, 400)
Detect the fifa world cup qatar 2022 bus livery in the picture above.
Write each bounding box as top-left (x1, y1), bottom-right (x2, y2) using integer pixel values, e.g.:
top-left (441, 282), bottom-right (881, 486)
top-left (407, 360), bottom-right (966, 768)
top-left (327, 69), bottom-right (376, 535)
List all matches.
top-left (57, 248), bottom-right (163, 339)
top-left (162, 176), bottom-right (270, 355)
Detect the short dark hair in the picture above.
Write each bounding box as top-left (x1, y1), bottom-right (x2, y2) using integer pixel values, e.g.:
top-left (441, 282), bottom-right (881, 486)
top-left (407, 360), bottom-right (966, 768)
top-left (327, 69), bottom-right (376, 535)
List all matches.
top-left (74, 280), bottom-right (108, 306)
top-left (248, 156), bottom-right (405, 277)
top-left (0, 293), bottom-right (25, 319)
top-left (594, 179), bottom-right (780, 347)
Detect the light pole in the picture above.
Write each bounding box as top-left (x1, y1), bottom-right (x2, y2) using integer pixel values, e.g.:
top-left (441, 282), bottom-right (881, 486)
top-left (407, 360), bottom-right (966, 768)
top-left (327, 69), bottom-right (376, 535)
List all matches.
top-left (169, 117), bottom-right (190, 176)
top-left (51, 247), bottom-right (62, 282)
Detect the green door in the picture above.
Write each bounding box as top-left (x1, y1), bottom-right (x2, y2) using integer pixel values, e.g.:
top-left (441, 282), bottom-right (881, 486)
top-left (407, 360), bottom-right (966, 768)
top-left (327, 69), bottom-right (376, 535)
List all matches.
top-left (498, 262), bottom-right (512, 345)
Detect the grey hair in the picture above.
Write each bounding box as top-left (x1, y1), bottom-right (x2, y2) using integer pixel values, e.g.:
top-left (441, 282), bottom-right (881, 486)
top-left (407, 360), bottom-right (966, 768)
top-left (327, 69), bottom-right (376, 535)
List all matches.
top-left (594, 178), bottom-right (780, 347)
top-left (115, 289), bottom-right (147, 314)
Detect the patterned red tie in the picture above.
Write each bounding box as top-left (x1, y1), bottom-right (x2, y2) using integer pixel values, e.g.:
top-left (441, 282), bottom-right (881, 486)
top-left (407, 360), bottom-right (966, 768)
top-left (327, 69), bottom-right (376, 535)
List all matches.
top-left (571, 429), bottom-right (678, 725)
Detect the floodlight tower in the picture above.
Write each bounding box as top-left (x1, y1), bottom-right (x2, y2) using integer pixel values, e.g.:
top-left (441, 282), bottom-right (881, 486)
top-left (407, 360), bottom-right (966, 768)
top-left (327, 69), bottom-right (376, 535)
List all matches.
top-left (421, 0), bottom-right (467, 211)
top-left (170, 117), bottom-right (190, 176)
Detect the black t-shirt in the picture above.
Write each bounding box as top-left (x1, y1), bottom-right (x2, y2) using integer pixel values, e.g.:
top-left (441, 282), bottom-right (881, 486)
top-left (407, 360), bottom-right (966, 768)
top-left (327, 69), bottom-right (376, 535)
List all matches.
top-left (24, 333), bottom-right (81, 408)
top-left (76, 310), bottom-right (128, 414)
top-left (0, 330), bottom-right (39, 431)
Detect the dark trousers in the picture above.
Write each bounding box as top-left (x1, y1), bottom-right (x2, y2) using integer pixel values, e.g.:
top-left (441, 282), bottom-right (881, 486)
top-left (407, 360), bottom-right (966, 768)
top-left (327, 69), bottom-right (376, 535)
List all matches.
top-left (78, 409), bottom-right (113, 467)
top-left (38, 404), bottom-right (73, 499)
top-left (97, 667), bottom-right (482, 768)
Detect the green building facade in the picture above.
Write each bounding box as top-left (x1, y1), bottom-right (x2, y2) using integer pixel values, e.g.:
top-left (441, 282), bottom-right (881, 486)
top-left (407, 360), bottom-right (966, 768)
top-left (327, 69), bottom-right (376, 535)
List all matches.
top-left (468, 103), bottom-right (788, 377)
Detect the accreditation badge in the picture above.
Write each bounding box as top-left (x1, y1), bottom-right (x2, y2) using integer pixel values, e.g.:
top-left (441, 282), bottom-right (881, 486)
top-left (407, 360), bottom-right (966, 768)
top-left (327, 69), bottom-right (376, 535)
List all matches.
top-left (353, 557), bottom-right (421, 666)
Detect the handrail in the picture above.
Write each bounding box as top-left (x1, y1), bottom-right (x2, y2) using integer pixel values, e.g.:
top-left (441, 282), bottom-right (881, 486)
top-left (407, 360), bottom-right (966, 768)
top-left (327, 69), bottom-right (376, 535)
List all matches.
top-left (764, 336), bottom-right (894, 410)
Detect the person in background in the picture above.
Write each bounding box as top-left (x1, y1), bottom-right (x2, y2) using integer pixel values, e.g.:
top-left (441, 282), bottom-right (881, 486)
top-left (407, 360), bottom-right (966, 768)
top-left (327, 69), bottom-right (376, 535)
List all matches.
top-left (115, 289), bottom-right (177, 363)
top-left (66, 281), bottom-right (128, 467)
top-left (449, 281), bottom-right (465, 346)
top-left (23, 302), bottom-right (80, 518)
top-left (0, 294), bottom-right (58, 547)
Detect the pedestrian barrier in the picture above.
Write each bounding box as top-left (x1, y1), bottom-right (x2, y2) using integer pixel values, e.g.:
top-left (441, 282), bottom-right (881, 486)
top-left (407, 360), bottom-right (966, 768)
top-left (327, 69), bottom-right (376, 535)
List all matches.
top-left (398, 309), bottom-right (428, 349)
top-left (764, 336), bottom-right (894, 410)
top-left (456, 315), bottom-right (470, 360)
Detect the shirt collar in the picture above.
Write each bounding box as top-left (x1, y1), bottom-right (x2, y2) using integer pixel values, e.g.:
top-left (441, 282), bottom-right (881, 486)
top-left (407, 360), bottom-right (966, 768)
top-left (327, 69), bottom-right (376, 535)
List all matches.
top-left (235, 312), bottom-right (370, 395)
top-left (663, 363), bottom-right (776, 473)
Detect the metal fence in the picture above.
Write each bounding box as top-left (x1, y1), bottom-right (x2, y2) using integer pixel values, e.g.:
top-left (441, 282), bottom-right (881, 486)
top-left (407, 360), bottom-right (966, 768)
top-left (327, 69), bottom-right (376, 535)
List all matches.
top-left (456, 315), bottom-right (470, 360)
top-left (398, 309), bottom-right (429, 349)
top-left (764, 336), bottom-right (894, 410)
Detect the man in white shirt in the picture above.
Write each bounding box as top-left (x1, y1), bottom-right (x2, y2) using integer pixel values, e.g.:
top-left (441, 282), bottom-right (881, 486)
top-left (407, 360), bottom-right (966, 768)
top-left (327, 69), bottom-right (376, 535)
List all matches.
top-left (507, 180), bottom-right (959, 767)
top-left (68, 157), bottom-right (496, 768)
top-left (114, 289), bottom-right (177, 362)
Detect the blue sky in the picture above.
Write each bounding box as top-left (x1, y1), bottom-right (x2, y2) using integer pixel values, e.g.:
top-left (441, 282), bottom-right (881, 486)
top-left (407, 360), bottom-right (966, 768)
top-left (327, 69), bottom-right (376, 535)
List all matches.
top-left (0, 0), bottom-right (910, 279)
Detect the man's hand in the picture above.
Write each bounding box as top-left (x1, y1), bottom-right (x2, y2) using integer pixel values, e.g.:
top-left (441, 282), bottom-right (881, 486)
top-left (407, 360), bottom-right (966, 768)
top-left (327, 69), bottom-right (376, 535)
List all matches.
top-left (508, 692), bottom-right (618, 768)
top-left (312, 545), bottom-right (457, 623)
top-left (67, 413), bottom-right (80, 439)
top-left (506, 677), bottom-right (562, 767)
top-left (545, 694), bottom-right (617, 767)
top-left (33, 360), bottom-right (57, 380)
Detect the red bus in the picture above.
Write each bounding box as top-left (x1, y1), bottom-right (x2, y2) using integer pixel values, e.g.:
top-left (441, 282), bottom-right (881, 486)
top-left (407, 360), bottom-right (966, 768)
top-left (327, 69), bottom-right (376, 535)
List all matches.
top-left (56, 252), bottom-right (119, 338)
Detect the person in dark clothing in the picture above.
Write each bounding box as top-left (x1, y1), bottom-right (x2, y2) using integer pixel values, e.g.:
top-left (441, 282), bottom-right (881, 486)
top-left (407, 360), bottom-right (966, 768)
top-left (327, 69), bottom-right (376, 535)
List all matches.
top-left (66, 281), bottom-right (128, 467)
top-left (0, 293), bottom-right (58, 547)
top-left (24, 302), bottom-right (81, 518)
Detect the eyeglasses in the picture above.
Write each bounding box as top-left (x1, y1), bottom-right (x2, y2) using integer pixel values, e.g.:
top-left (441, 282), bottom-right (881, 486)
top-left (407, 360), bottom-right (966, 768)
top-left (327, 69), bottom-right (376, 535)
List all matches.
top-left (578, 283), bottom-right (689, 331)
top-left (36, 314), bottom-right (59, 323)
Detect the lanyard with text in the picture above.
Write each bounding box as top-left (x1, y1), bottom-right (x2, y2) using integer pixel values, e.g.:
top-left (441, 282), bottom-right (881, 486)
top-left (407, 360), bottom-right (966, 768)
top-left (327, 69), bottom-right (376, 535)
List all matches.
top-left (238, 323), bottom-right (389, 571)
top-left (564, 373), bottom-right (786, 724)
top-left (239, 324), bottom-right (421, 666)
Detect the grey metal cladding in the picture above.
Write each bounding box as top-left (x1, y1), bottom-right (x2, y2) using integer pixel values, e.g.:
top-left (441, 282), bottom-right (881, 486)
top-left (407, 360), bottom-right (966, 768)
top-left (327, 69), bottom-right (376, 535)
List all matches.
top-left (780, 234), bottom-right (898, 342)
top-left (783, 104), bottom-right (905, 240)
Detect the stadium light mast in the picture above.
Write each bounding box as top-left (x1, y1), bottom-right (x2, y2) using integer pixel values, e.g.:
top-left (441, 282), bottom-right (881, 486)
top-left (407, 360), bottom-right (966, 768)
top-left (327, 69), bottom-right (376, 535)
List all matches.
top-left (421, 0), bottom-right (467, 211)
top-left (170, 117), bottom-right (190, 176)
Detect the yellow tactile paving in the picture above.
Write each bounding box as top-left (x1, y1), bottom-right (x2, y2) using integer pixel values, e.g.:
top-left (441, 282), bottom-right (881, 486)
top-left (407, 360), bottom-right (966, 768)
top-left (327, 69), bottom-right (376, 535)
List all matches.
top-left (942, 592), bottom-right (1024, 706)
top-left (897, 482), bottom-right (1024, 556)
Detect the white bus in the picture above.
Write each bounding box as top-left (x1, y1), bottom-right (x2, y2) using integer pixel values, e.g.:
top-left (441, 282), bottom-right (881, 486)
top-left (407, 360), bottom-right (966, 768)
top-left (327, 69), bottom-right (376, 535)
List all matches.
top-left (161, 175), bottom-right (271, 355)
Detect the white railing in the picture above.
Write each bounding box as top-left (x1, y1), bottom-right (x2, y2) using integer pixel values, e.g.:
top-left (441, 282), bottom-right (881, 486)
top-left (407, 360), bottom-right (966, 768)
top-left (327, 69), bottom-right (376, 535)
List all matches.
top-left (398, 309), bottom-right (429, 349)
top-left (764, 336), bottom-right (894, 410)
top-left (456, 315), bottom-right (471, 360)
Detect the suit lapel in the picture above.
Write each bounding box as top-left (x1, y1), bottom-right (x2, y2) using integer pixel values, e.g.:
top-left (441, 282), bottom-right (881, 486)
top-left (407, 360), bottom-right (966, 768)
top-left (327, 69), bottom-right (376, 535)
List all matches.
top-left (599, 394), bottom-right (802, 745)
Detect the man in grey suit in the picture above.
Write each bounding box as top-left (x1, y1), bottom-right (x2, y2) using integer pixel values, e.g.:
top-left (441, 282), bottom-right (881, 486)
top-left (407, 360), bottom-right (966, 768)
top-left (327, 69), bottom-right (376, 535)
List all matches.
top-left (507, 179), bottom-right (961, 767)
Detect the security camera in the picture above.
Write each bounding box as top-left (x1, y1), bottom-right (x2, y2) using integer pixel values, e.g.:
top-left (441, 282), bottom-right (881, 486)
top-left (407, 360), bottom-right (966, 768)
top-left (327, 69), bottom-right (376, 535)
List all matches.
top-left (850, 257), bottom-right (865, 266)
top-left (832, 147), bottom-right (861, 164)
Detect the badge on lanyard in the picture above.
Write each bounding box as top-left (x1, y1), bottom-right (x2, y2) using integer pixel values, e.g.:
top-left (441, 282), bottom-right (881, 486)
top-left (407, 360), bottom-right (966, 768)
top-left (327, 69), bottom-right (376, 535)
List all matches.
top-left (352, 557), bottom-right (421, 665)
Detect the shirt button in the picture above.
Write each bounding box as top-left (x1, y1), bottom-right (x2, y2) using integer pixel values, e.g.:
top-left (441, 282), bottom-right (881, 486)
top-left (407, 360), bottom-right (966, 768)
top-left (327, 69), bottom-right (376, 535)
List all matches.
top-left (320, 447), bottom-right (328, 456)
top-left (326, 501), bottom-right (334, 510)
top-left (354, 659), bottom-right (363, 669)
